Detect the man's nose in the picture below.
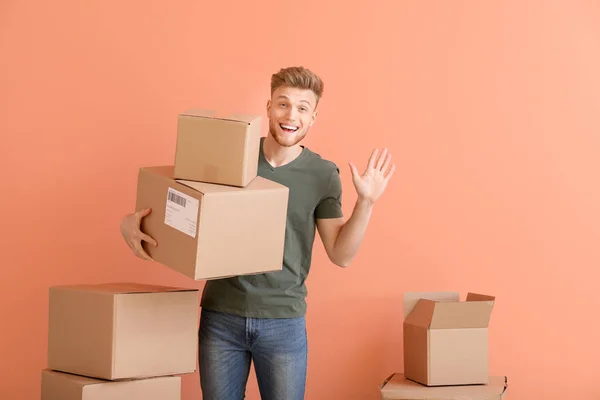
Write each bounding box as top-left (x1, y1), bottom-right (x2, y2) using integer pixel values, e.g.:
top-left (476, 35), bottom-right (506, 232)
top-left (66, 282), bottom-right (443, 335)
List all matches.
top-left (286, 107), bottom-right (298, 121)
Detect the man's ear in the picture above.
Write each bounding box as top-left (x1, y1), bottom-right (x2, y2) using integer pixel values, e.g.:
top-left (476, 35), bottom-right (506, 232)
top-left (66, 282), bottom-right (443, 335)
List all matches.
top-left (311, 110), bottom-right (318, 126)
top-left (266, 99), bottom-right (272, 118)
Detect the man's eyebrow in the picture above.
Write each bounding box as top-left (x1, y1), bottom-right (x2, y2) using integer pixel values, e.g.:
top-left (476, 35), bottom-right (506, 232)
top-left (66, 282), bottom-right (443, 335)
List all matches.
top-left (277, 95), bottom-right (312, 106)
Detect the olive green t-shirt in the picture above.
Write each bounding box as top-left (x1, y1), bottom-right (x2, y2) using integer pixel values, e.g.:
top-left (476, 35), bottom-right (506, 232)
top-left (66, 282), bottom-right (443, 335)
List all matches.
top-left (199, 138), bottom-right (344, 318)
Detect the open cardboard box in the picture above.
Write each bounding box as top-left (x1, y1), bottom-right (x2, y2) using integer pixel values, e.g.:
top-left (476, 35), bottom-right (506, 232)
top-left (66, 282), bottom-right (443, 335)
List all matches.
top-left (403, 292), bottom-right (495, 386)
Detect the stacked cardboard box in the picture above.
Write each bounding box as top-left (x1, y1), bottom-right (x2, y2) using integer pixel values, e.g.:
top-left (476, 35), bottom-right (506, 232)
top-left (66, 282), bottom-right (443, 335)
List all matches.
top-left (42, 108), bottom-right (290, 398)
top-left (135, 109), bottom-right (289, 280)
top-left (379, 292), bottom-right (508, 400)
top-left (42, 282), bottom-right (200, 399)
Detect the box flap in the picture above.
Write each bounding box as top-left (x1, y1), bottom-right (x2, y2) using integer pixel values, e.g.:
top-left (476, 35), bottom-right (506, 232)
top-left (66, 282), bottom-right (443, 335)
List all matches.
top-left (51, 282), bottom-right (198, 295)
top-left (176, 176), bottom-right (287, 194)
top-left (430, 300), bottom-right (494, 329)
top-left (467, 293), bottom-right (496, 303)
top-left (403, 299), bottom-right (436, 328)
top-left (84, 375), bottom-right (182, 398)
top-left (42, 369), bottom-right (149, 387)
top-left (179, 108), bottom-right (260, 124)
top-left (404, 292), bottom-right (459, 318)
top-left (42, 368), bottom-right (181, 390)
top-left (42, 369), bottom-right (103, 387)
top-left (379, 373), bottom-right (396, 390)
top-left (176, 179), bottom-right (246, 194)
top-left (179, 108), bottom-right (216, 118)
top-left (140, 165), bottom-right (175, 179)
top-left (225, 113), bottom-right (261, 124)
top-left (380, 373), bottom-right (507, 399)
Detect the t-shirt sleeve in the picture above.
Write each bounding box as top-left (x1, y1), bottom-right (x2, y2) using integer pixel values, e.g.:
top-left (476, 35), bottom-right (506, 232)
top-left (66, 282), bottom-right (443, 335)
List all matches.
top-left (315, 166), bottom-right (344, 219)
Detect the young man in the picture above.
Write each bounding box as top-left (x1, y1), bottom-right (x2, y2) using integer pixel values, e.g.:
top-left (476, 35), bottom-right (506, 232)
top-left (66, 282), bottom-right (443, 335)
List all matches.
top-left (120, 66), bottom-right (395, 400)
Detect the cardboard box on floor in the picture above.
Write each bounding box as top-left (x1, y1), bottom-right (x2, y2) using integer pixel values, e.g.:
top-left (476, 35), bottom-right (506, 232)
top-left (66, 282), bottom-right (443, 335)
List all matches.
top-left (174, 109), bottom-right (262, 187)
top-left (403, 292), bottom-right (495, 386)
top-left (47, 282), bottom-right (199, 381)
top-left (41, 369), bottom-right (182, 400)
top-left (379, 373), bottom-right (507, 400)
top-left (135, 165), bottom-right (289, 281)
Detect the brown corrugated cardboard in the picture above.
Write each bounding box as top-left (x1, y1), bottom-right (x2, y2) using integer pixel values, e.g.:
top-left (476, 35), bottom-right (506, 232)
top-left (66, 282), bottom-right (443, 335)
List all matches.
top-left (174, 108), bottom-right (262, 187)
top-left (135, 165), bottom-right (288, 280)
top-left (379, 373), bottom-right (507, 400)
top-left (41, 369), bottom-right (181, 400)
top-left (47, 282), bottom-right (199, 381)
top-left (403, 292), bottom-right (495, 386)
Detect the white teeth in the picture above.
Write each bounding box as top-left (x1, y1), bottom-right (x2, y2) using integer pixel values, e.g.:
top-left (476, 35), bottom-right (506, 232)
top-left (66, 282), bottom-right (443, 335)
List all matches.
top-left (280, 124), bottom-right (298, 130)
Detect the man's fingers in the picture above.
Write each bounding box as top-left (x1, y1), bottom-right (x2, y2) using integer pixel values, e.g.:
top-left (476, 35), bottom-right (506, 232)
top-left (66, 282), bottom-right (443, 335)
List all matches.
top-left (124, 238), bottom-right (135, 252)
top-left (375, 148), bottom-right (388, 170)
top-left (349, 162), bottom-right (359, 178)
top-left (138, 231), bottom-right (158, 247)
top-left (385, 164), bottom-right (396, 180)
top-left (380, 151), bottom-right (392, 173)
top-left (135, 208), bottom-right (152, 221)
top-left (133, 241), bottom-right (153, 261)
top-left (367, 148), bottom-right (379, 170)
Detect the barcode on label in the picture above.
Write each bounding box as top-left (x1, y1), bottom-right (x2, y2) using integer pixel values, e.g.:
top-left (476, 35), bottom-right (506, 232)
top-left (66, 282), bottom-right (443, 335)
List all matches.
top-left (165, 188), bottom-right (199, 238)
top-left (168, 191), bottom-right (187, 207)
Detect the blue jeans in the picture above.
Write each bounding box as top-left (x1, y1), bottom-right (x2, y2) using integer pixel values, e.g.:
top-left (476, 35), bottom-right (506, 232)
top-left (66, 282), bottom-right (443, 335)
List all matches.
top-left (198, 308), bottom-right (308, 400)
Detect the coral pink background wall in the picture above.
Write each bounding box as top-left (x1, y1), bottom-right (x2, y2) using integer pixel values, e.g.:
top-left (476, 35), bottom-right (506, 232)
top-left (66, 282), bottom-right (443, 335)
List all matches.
top-left (2, 1), bottom-right (599, 399)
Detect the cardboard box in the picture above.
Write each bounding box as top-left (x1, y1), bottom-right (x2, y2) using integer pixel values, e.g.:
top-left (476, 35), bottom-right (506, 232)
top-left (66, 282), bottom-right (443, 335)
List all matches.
top-left (379, 373), bottom-right (507, 400)
top-left (135, 165), bottom-right (289, 280)
top-left (41, 369), bottom-right (181, 400)
top-left (47, 282), bottom-right (199, 381)
top-left (174, 109), bottom-right (262, 187)
top-left (403, 292), bottom-right (495, 386)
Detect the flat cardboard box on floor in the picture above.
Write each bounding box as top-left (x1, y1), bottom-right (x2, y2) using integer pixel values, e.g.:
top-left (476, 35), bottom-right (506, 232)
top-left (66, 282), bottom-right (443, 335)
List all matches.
top-left (41, 369), bottom-right (181, 400)
top-left (403, 292), bottom-right (495, 386)
top-left (47, 282), bottom-right (199, 381)
top-left (135, 165), bottom-right (289, 281)
top-left (379, 373), bottom-right (507, 400)
top-left (174, 108), bottom-right (262, 187)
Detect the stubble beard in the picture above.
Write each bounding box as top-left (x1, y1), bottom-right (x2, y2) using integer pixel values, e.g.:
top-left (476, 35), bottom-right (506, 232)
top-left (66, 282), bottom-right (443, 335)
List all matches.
top-left (268, 119), bottom-right (307, 148)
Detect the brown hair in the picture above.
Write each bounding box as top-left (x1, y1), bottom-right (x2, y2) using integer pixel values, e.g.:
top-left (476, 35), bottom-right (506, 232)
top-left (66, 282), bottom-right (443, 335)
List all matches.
top-left (270, 66), bottom-right (324, 104)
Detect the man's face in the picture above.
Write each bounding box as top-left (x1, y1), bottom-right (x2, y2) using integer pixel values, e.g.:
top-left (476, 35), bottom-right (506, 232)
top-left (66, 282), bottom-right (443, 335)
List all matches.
top-left (266, 85), bottom-right (318, 147)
